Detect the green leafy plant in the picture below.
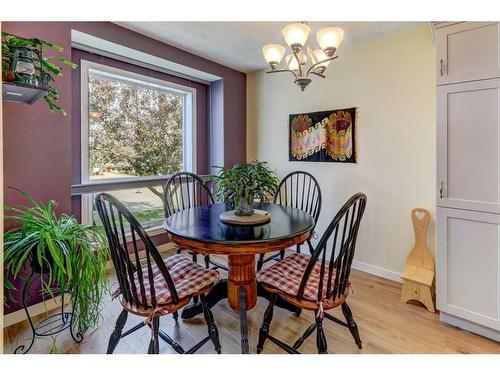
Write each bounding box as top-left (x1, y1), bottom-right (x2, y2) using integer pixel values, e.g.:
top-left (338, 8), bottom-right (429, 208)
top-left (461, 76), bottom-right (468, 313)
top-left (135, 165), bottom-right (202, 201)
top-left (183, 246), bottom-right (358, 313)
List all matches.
top-left (210, 160), bottom-right (279, 216)
top-left (1, 32), bottom-right (77, 115)
top-left (3, 189), bottom-right (109, 331)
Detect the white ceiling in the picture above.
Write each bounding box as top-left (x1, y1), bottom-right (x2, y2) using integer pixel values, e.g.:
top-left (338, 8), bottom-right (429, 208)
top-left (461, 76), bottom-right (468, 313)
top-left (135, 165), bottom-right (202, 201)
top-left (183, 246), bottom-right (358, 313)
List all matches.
top-left (116, 22), bottom-right (423, 73)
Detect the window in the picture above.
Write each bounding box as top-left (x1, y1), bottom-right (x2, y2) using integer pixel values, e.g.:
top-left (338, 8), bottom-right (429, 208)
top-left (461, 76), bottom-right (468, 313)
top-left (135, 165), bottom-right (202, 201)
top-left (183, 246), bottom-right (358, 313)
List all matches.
top-left (89, 185), bottom-right (166, 232)
top-left (80, 60), bottom-right (196, 230)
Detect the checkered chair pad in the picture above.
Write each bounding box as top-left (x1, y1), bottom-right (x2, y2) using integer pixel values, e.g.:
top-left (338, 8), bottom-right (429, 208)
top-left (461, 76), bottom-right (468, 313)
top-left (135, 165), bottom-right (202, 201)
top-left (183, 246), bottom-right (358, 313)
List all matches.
top-left (257, 253), bottom-right (341, 302)
top-left (115, 254), bottom-right (219, 307)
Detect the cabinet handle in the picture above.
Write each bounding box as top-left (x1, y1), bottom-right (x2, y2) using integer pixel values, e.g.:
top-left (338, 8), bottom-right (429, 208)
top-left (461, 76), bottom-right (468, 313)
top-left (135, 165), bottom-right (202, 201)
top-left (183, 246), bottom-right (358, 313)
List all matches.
top-left (440, 181), bottom-right (446, 198)
top-left (439, 59), bottom-right (446, 76)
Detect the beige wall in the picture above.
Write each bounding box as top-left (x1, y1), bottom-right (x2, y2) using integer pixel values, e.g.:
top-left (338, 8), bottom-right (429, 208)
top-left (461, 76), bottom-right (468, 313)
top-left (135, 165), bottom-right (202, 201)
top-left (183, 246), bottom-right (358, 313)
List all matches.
top-left (247, 25), bottom-right (436, 279)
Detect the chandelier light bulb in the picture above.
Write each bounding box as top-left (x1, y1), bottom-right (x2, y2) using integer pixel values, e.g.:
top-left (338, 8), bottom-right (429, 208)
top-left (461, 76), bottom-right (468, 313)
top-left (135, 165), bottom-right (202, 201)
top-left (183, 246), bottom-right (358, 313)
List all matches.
top-left (313, 49), bottom-right (331, 67)
top-left (286, 53), bottom-right (307, 71)
top-left (282, 23), bottom-right (310, 51)
top-left (316, 27), bottom-right (344, 56)
top-left (262, 44), bottom-right (286, 69)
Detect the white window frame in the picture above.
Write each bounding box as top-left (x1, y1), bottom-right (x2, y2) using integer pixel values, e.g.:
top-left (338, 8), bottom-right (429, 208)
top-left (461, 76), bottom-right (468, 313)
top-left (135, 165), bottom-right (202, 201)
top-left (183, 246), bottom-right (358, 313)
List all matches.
top-left (80, 59), bottom-right (197, 225)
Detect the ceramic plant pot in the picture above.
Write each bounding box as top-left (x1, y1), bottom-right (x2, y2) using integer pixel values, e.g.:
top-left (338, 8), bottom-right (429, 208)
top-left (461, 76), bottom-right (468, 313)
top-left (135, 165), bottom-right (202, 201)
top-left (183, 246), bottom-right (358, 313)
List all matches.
top-left (234, 197), bottom-right (255, 216)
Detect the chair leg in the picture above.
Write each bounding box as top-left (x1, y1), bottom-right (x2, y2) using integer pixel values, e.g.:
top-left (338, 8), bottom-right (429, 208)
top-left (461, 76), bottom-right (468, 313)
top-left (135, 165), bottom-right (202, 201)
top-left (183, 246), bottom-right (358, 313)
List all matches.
top-left (257, 294), bottom-right (277, 354)
top-left (172, 311), bottom-right (179, 322)
top-left (200, 294), bottom-right (221, 353)
top-left (257, 254), bottom-right (265, 271)
top-left (204, 255), bottom-right (210, 269)
top-left (279, 249), bottom-right (285, 260)
top-left (342, 302), bottom-right (362, 349)
top-left (191, 252), bottom-right (200, 304)
top-left (315, 313), bottom-right (328, 354)
top-left (292, 322), bottom-right (316, 350)
top-left (107, 309), bottom-right (128, 354)
top-left (307, 239), bottom-right (314, 255)
top-left (148, 316), bottom-right (160, 354)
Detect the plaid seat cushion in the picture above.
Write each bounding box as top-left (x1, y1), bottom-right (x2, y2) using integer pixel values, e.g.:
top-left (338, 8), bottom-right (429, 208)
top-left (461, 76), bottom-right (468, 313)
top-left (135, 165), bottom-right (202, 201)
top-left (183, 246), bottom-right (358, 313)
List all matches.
top-left (257, 253), bottom-right (340, 302)
top-left (118, 254), bottom-right (219, 307)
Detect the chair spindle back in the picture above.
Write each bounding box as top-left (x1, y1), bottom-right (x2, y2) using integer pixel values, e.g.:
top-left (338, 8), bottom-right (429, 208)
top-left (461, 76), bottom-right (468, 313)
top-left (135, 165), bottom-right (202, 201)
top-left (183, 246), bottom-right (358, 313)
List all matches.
top-left (95, 193), bottom-right (179, 309)
top-left (273, 171), bottom-right (322, 227)
top-left (163, 172), bottom-right (214, 217)
top-left (296, 193), bottom-right (367, 303)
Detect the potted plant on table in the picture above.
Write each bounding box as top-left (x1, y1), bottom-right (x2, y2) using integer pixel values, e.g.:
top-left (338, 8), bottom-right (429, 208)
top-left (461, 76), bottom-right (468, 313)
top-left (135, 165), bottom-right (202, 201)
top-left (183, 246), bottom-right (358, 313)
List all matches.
top-left (210, 160), bottom-right (279, 216)
top-left (3, 189), bottom-right (108, 333)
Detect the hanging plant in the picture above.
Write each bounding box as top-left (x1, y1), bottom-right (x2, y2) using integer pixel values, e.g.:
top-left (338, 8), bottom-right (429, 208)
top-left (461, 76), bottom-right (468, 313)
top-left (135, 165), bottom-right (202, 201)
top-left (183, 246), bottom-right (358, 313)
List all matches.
top-left (1, 32), bottom-right (77, 115)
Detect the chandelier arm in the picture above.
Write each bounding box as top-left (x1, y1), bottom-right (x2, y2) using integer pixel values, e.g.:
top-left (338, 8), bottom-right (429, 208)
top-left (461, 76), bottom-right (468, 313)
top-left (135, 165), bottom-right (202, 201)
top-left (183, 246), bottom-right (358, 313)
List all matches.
top-left (305, 55), bottom-right (339, 77)
top-left (292, 50), bottom-right (304, 77)
top-left (309, 71), bottom-right (326, 79)
top-left (266, 69), bottom-right (298, 78)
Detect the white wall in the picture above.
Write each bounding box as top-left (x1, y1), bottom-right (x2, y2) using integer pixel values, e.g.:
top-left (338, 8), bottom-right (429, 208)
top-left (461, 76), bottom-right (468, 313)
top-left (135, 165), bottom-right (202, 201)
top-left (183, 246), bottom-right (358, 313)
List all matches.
top-left (247, 25), bottom-right (436, 280)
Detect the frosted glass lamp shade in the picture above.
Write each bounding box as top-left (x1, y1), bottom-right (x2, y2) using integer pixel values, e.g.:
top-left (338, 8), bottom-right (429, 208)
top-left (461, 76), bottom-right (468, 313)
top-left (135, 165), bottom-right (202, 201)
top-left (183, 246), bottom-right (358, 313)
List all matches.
top-left (313, 49), bottom-right (331, 67)
top-left (286, 53), bottom-right (307, 71)
top-left (282, 23), bottom-right (310, 49)
top-left (262, 44), bottom-right (286, 66)
top-left (316, 27), bottom-right (344, 54)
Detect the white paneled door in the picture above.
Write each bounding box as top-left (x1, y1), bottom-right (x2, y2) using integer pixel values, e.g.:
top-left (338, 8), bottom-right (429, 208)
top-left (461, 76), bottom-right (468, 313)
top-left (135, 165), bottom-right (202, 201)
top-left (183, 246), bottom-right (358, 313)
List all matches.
top-left (437, 78), bottom-right (500, 213)
top-left (437, 207), bottom-right (500, 331)
top-left (436, 22), bottom-right (500, 85)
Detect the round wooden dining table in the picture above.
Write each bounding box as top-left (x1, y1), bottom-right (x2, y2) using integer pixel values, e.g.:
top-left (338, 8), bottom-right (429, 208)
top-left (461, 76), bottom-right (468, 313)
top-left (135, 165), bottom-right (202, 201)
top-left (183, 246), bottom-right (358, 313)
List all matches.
top-left (163, 202), bottom-right (315, 353)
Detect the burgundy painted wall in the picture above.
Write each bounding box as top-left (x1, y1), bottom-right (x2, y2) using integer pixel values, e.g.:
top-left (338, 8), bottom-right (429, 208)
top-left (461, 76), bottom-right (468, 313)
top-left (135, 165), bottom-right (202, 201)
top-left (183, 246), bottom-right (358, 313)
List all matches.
top-left (3, 22), bottom-right (73, 215)
top-left (3, 21), bottom-right (246, 315)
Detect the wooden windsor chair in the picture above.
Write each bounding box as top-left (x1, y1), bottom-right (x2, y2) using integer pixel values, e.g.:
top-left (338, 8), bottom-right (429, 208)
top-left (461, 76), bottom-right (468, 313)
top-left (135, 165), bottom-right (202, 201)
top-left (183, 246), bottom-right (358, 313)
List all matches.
top-left (255, 193), bottom-right (367, 354)
top-left (163, 172), bottom-right (228, 272)
top-left (95, 193), bottom-right (222, 354)
top-left (257, 171), bottom-right (322, 271)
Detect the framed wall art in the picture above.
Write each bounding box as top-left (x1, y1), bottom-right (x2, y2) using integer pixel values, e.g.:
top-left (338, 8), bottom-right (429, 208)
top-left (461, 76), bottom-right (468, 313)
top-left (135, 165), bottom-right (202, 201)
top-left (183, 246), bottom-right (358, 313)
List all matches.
top-left (289, 107), bottom-right (357, 163)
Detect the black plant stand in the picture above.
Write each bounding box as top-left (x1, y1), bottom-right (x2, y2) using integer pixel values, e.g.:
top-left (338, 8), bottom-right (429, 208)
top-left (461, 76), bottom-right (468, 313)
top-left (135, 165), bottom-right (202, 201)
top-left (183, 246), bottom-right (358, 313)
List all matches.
top-left (13, 271), bottom-right (83, 354)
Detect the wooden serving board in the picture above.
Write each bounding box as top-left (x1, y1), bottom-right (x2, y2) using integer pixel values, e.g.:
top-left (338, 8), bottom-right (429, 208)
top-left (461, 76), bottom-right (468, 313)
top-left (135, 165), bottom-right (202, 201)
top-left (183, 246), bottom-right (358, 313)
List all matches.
top-left (219, 209), bottom-right (271, 226)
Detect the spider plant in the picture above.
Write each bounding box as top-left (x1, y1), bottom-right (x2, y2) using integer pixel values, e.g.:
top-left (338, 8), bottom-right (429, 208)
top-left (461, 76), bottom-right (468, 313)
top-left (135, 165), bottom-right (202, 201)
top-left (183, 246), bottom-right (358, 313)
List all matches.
top-left (210, 160), bottom-right (279, 216)
top-left (3, 189), bottom-right (109, 331)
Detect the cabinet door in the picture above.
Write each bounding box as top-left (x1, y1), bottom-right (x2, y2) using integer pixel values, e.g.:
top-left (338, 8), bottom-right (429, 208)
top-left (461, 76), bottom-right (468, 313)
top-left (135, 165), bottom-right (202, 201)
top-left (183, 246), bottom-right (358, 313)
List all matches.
top-left (437, 79), bottom-right (500, 213)
top-left (437, 22), bottom-right (500, 85)
top-left (437, 208), bottom-right (500, 331)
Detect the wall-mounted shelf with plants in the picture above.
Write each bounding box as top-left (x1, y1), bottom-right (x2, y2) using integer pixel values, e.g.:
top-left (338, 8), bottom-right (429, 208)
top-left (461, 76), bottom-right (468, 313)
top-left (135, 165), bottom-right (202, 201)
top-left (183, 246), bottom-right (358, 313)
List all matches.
top-left (1, 33), bottom-right (77, 115)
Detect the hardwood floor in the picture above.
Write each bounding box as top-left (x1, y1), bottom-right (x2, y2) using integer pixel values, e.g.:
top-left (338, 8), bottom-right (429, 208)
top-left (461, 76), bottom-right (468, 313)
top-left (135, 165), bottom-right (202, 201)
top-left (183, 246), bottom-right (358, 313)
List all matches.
top-left (3, 258), bottom-right (500, 354)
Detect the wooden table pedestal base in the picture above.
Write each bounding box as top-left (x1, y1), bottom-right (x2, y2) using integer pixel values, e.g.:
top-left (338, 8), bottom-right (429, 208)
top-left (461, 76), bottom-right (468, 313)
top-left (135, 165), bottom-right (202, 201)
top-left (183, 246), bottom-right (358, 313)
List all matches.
top-left (180, 254), bottom-right (300, 353)
top-left (228, 255), bottom-right (257, 311)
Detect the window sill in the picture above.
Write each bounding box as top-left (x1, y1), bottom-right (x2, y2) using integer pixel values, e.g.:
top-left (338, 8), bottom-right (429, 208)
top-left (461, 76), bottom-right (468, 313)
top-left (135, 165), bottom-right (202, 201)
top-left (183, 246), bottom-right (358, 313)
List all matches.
top-left (144, 225), bottom-right (167, 238)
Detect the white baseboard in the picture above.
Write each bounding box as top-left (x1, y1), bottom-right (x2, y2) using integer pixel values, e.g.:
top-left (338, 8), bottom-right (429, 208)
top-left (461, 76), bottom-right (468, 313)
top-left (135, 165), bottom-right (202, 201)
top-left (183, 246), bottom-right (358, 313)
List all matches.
top-left (3, 243), bottom-right (177, 328)
top-left (351, 260), bottom-right (402, 283)
top-left (440, 312), bottom-right (500, 342)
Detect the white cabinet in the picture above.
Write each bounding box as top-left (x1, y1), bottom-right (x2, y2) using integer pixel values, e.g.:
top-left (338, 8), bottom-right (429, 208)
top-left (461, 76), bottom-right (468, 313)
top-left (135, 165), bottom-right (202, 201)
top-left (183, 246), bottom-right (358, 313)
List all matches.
top-left (437, 78), bottom-right (500, 213)
top-left (436, 22), bottom-right (500, 340)
top-left (436, 207), bottom-right (500, 331)
top-left (436, 22), bottom-right (500, 85)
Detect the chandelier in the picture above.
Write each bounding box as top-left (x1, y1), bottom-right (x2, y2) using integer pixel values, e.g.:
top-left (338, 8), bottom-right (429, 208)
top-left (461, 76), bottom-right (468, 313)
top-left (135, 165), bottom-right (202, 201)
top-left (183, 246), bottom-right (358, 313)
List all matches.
top-left (262, 23), bottom-right (344, 91)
